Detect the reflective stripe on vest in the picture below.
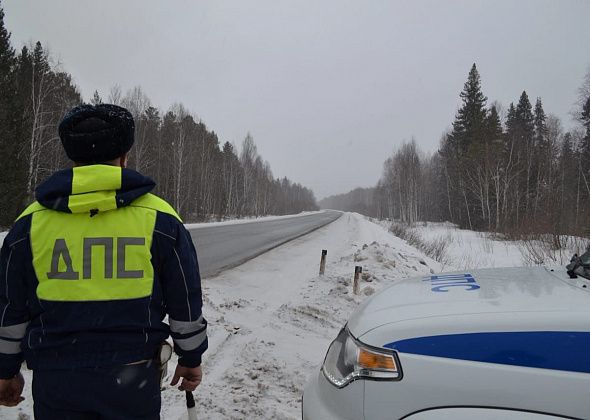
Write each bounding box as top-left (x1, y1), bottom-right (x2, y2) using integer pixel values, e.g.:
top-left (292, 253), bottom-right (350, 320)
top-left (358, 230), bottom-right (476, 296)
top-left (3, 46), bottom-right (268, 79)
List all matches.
top-left (69, 165), bottom-right (122, 214)
top-left (17, 193), bottom-right (182, 223)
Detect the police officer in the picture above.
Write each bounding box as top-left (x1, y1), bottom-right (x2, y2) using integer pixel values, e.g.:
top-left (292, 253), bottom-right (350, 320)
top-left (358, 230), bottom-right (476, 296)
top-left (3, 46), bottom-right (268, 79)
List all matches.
top-left (0, 104), bottom-right (207, 419)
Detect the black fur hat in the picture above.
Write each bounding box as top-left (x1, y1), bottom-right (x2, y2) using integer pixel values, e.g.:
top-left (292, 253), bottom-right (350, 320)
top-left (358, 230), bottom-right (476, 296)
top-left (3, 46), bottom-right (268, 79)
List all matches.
top-left (58, 104), bottom-right (135, 164)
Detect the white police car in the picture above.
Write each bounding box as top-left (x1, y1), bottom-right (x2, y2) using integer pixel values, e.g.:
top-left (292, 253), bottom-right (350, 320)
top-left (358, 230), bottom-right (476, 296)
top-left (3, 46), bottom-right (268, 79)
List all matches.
top-left (303, 266), bottom-right (590, 419)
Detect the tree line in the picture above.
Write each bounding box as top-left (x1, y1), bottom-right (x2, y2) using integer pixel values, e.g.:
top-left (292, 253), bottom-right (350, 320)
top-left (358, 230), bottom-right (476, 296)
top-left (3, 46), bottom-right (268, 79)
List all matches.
top-left (319, 188), bottom-right (376, 216)
top-left (0, 2), bottom-right (317, 227)
top-left (326, 63), bottom-right (590, 237)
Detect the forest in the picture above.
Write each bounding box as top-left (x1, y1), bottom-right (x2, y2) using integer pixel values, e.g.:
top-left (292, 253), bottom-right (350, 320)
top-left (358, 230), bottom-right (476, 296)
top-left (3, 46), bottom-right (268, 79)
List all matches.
top-left (0, 2), bottom-right (318, 228)
top-left (322, 64), bottom-right (590, 238)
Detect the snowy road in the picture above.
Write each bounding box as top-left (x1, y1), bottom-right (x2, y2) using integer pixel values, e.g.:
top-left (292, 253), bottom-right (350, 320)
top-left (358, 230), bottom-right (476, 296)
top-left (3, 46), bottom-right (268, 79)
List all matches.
top-left (187, 210), bottom-right (342, 277)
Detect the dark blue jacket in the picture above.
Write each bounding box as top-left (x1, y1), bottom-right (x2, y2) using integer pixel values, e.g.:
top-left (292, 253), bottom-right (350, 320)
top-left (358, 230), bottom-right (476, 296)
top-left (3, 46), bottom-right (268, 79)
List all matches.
top-left (0, 165), bottom-right (207, 379)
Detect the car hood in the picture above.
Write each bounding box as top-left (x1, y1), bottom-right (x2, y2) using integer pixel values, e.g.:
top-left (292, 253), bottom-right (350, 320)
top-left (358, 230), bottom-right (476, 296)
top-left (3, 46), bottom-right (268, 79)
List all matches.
top-left (348, 266), bottom-right (590, 348)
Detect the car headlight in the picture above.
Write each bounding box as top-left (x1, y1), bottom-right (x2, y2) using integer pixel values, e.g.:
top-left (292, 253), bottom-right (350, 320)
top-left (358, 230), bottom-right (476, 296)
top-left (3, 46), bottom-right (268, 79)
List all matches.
top-left (321, 327), bottom-right (401, 388)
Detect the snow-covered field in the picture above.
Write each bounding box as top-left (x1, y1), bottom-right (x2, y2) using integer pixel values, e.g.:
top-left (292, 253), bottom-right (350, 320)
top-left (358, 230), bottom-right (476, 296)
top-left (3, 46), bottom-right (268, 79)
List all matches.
top-left (410, 221), bottom-right (524, 269)
top-left (398, 221), bottom-right (584, 269)
top-left (3, 213), bottom-right (567, 419)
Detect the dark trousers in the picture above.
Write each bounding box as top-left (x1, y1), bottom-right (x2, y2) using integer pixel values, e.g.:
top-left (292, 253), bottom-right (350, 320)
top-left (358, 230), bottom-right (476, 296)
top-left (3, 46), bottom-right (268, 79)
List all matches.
top-left (32, 362), bottom-right (161, 420)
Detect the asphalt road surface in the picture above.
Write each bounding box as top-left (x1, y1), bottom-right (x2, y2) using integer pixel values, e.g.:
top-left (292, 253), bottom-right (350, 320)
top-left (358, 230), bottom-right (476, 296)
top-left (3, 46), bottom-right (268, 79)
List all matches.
top-left (187, 211), bottom-right (341, 278)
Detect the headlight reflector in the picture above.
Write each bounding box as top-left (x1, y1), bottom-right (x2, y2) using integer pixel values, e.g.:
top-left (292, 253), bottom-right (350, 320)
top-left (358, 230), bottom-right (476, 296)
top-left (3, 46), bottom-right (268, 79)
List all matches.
top-left (321, 327), bottom-right (401, 388)
top-left (358, 348), bottom-right (397, 371)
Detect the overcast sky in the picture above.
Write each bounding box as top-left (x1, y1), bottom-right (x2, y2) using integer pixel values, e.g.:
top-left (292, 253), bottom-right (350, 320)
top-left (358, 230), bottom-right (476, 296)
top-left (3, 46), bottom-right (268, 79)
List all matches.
top-left (4, 0), bottom-right (590, 199)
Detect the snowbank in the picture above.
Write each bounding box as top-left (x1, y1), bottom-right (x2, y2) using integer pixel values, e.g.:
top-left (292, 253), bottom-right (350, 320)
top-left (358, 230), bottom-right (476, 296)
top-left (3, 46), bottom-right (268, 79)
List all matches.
top-left (160, 212), bottom-right (440, 419)
top-left (184, 211), bottom-right (325, 230)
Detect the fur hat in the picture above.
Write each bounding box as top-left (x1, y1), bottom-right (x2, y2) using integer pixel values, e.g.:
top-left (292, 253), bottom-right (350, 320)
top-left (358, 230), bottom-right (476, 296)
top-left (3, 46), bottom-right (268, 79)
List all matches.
top-left (59, 104), bottom-right (135, 164)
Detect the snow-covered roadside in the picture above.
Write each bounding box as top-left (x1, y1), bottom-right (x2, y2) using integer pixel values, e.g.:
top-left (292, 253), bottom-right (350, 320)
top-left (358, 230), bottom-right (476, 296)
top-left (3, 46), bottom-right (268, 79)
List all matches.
top-left (161, 212), bottom-right (441, 419)
top-left (184, 210), bottom-right (325, 230)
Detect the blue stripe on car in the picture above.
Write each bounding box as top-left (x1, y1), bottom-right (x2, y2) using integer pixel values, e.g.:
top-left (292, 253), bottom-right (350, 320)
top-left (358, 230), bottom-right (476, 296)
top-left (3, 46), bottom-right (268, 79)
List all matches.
top-left (384, 331), bottom-right (590, 374)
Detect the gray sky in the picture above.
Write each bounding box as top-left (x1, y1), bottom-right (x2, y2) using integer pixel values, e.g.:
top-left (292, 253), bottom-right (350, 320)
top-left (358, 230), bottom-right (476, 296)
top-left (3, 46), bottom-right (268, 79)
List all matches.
top-left (4, 0), bottom-right (590, 199)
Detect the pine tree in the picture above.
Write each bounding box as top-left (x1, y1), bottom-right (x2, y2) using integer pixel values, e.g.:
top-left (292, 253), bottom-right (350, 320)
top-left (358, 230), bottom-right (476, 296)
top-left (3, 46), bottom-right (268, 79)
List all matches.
top-left (91, 90), bottom-right (103, 105)
top-left (13, 45), bottom-right (32, 134)
top-left (505, 103), bottom-right (516, 141)
top-left (532, 98), bottom-right (549, 218)
top-left (442, 63), bottom-right (489, 229)
top-left (32, 41), bottom-right (49, 75)
top-left (138, 105), bottom-right (160, 180)
top-left (513, 91), bottom-right (535, 218)
top-left (486, 105), bottom-right (503, 143)
top-left (504, 103), bottom-right (518, 156)
top-left (0, 0), bottom-right (14, 82)
top-left (0, 2), bottom-right (28, 226)
top-left (0, 0), bottom-right (14, 134)
top-left (579, 97), bottom-right (590, 174)
top-left (449, 63), bottom-right (488, 157)
top-left (582, 96), bottom-right (590, 141)
top-left (534, 97), bottom-right (547, 145)
top-left (515, 91), bottom-right (534, 141)
top-left (483, 105), bottom-right (504, 229)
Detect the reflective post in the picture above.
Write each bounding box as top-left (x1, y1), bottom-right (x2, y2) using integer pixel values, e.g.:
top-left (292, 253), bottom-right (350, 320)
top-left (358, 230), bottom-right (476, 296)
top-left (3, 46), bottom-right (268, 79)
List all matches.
top-left (353, 266), bottom-right (362, 295)
top-left (319, 249), bottom-right (327, 275)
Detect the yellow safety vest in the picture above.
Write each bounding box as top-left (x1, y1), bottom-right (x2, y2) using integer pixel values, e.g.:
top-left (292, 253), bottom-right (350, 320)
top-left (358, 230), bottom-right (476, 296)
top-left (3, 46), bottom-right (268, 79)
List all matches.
top-left (17, 165), bottom-right (181, 302)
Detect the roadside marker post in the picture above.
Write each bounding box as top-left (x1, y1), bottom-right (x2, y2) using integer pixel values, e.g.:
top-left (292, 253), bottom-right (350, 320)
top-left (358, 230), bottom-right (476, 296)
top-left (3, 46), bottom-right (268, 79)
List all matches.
top-left (319, 249), bottom-right (327, 275)
top-left (353, 266), bottom-right (362, 295)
